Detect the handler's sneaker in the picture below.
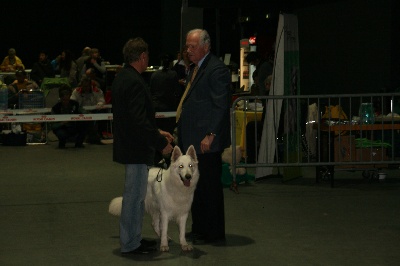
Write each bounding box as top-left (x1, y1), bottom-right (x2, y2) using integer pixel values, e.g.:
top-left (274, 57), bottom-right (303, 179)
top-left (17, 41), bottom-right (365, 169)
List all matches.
top-left (140, 239), bottom-right (157, 247)
top-left (121, 244), bottom-right (156, 255)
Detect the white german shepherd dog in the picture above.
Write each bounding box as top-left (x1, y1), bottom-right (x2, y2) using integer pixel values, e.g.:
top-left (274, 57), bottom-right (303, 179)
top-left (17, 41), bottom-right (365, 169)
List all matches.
top-left (109, 145), bottom-right (199, 252)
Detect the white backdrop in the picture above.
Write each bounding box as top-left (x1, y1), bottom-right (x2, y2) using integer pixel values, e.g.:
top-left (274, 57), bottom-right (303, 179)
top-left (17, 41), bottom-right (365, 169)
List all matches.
top-left (256, 13), bottom-right (300, 179)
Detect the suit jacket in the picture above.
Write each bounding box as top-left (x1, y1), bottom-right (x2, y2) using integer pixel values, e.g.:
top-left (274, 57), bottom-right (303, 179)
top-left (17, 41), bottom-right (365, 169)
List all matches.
top-left (178, 53), bottom-right (231, 154)
top-left (112, 65), bottom-right (167, 164)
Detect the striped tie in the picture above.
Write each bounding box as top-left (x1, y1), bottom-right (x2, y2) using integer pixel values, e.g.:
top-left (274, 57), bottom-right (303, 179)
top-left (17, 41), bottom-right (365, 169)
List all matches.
top-left (176, 65), bottom-right (199, 122)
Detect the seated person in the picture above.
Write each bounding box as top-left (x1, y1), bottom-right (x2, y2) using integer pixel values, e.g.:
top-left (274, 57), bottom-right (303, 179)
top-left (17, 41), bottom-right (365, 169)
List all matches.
top-left (51, 85), bottom-right (87, 149)
top-left (52, 49), bottom-right (78, 87)
top-left (70, 76), bottom-right (105, 108)
top-left (8, 70), bottom-right (39, 108)
top-left (70, 77), bottom-right (105, 144)
top-left (80, 48), bottom-right (106, 92)
top-left (30, 50), bottom-right (55, 86)
top-left (76, 47), bottom-right (91, 81)
top-left (0, 48), bottom-right (25, 72)
top-left (1, 48), bottom-right (25, 84)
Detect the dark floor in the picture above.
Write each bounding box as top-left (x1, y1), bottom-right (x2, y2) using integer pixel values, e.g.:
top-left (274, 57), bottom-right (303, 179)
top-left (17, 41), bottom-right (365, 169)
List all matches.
top-left (1, 142), bottom-right (399, 266)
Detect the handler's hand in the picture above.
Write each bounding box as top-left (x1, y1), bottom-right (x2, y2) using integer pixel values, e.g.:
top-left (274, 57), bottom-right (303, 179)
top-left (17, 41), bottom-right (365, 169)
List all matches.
top-left (200, 134), bottom-right (214, 154)
top-left (162, 143), bottom-right (174, 155)
top-left (159, 130), bottom-right (174, 143)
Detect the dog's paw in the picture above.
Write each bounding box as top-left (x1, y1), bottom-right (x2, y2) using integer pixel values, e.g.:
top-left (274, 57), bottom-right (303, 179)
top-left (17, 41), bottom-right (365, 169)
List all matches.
top-left (181, 244), bottom-right (193, 251)
top-left (160, 245), bottom-right (170, 252)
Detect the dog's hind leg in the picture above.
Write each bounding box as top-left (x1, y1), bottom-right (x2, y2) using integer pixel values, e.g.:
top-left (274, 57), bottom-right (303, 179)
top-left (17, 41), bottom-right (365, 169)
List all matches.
top-left (177, 214), bottom-right (193, 251)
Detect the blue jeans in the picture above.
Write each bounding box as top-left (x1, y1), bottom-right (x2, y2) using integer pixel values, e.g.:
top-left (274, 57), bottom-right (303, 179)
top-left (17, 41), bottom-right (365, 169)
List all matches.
top-left (119, 164), bottom-right (148, 252)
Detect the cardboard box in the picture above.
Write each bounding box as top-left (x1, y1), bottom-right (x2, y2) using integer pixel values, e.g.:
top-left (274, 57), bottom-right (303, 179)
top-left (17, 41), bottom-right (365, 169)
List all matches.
top-left (334, 135), bottom-right (356, 162)
top-left (356, 148), bottom-right (389, 162)
top-left (333, 136), bottom-right (389, 169)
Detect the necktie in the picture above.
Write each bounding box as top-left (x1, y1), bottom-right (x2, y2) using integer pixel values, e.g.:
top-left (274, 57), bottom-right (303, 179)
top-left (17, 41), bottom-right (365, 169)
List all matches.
top-left (176, 65), bottom-right (199, 122)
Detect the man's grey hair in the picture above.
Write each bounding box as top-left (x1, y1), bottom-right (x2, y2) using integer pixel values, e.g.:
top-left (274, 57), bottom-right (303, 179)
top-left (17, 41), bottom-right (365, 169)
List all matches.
top-left (187, 29), bottom-right (211, 48)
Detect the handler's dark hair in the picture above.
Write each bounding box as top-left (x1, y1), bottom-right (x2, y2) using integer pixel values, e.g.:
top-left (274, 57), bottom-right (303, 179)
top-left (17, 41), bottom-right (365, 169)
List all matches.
top-left (58, 84), bottom-right (72, 98)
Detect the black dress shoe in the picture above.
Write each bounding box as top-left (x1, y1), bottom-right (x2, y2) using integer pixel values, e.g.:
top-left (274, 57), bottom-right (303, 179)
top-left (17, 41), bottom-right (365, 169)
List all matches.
top-left (141, 239), bottom-right (157, 247)
top-left (192, 233), bottom-right (226, 245)
top-left (205, 236), bottom-right (226, 245)
top-left (191, 233), bottom-right (206, 245)
top-left (121, 244), bottom-right (157, 255)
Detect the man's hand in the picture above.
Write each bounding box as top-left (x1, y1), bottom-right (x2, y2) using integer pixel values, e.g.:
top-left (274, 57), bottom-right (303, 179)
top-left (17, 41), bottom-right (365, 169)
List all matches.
top-left (159, 130), bottom-right (174, 143)
top-left (200, 134), bottom-right (214, 154)
top-left (162, 143), bottom-right (174, 155)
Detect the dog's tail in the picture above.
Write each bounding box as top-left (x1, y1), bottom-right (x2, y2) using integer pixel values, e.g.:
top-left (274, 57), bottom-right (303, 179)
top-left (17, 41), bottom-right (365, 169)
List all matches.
top-left (108, 197), bottom-right (123, 216)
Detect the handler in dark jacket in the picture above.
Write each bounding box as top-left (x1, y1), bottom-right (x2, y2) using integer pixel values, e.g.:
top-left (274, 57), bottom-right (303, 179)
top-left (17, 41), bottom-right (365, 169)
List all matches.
top-left (111, 37), bottom-right (173, 255)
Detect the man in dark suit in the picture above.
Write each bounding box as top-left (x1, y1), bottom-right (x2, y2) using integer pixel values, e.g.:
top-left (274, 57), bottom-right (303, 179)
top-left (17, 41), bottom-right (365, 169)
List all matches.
top-left (112, 37), bottom-right (174, 255)
top-left (177, 29), bottom-right (231, 244)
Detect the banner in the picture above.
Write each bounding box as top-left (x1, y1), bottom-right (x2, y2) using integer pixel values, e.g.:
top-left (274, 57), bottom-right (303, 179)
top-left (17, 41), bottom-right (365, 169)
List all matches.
top-left (256, 13), bottom-right (301, 179)
top-left (0, 111), bottom-right (177, 123)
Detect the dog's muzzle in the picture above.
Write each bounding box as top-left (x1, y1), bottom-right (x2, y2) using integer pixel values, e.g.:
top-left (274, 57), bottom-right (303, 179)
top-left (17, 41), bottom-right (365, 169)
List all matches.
top-left (180, 174), bottom-right (192, 187)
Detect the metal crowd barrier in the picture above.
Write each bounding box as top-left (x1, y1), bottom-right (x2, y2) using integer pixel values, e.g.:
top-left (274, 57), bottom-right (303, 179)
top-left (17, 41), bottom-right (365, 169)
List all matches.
top-left (231, 93), bottom-right (400, 189)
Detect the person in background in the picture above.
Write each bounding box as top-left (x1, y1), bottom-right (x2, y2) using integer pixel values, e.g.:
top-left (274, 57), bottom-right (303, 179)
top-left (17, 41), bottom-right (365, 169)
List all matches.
top-left (245, 51), bottom-right (273, 97)
top-left (150, 54), bottom-right (181, 134)
top-left (7, 70), bottom-right (39, 108)
top-left (70, 76), bottom-right (106, 144)
top-left (30, 50), bottom-right (55, 86)
top-left (112, 37), bottom-right (174, 255)
top-left (1, 48), bottom-right (25, 85)
top-left (150, 53), bottom-right (181, 165)
top-left (172, 50), bottom-right (181, 67)
top-left (70, 76), bottom-right (105, 107)
top-left (249, 69), bottom-right (260, 97)
top-left (245, 74), bottom-right (272, 163)
top-left (51, 84), bottom-right (87, 149)
top-left (177, 29), bottom-right (231, 245)
top-left (172, 46), bottom-right (191, 101)
top-left (76, 47), bottom-right (91, 82)
top-left (81, 48), bottom-right (106, 92)
top-left (243, 52), bottom-right (273, 162)
top-left (52, 49), bottom-right (78, 87)
top-left (0, 48), bottom-right (25, 72)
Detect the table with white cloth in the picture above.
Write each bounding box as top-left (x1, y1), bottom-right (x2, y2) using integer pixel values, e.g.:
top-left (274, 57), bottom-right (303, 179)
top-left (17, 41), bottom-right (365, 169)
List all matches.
top-left (234, 109), bottom-right (263, 157)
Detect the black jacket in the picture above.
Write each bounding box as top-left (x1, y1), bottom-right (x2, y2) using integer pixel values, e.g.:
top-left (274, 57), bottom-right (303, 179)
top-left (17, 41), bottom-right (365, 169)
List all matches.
top-left (112, 65), bottom-right (167, 164)
top-left (30, 59), bottom-right (55, 85)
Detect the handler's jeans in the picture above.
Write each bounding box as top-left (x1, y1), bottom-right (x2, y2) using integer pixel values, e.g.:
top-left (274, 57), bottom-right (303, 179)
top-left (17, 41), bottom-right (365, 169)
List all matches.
top-left (120, 164), bottom-right (148, 252)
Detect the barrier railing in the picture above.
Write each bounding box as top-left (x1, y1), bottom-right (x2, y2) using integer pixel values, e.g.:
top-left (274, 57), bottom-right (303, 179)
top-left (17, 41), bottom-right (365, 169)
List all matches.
top-left (231, 93), bottom-right (400, 190)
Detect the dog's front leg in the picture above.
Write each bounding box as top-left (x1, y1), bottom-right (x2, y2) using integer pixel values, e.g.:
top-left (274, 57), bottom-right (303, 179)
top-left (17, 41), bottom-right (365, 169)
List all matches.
top-left (178, 214), bottom-right (193, 251)
top-left (151, 212), bottom-right (161, 237)
top-left (159, 213), bottom-right (170, 252)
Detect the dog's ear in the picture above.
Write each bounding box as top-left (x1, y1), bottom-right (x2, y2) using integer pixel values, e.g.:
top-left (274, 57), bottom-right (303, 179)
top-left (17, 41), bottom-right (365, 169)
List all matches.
top-left (186, 145), bottom-right (197, 162)
top-left (171, 145), bottom-right (182, 162)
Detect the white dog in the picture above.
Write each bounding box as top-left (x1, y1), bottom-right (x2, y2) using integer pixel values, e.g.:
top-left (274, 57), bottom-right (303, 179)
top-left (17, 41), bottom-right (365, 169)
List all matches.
top-left (109, 145), bottom-right (199, 252)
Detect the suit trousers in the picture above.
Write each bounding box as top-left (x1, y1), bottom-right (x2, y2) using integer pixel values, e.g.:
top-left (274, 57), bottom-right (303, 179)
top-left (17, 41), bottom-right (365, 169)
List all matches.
top-left (191, 152), bottom-right (225, 241)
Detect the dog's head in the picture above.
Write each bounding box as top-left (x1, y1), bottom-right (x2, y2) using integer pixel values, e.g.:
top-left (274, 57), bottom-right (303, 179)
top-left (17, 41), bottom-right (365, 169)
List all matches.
top-left (171, 145), bottom-right (199, 188)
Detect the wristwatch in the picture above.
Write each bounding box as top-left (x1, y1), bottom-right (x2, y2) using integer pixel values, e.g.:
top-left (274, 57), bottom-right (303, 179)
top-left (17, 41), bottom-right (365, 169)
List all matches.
top-left (206, 132), bottom-right (216, 137)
